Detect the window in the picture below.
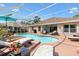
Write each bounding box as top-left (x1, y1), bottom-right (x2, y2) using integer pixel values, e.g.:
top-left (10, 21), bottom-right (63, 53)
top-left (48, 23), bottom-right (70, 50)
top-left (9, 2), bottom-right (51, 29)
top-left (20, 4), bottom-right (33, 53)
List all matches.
top-left (64, 25), bottom-right (69, 28)
top-left (64, 24), bottom-right (76, 33)
top-left (70, 25), bottom-right (76, 32)
top-left (64, 25), bottom-right (69, 32)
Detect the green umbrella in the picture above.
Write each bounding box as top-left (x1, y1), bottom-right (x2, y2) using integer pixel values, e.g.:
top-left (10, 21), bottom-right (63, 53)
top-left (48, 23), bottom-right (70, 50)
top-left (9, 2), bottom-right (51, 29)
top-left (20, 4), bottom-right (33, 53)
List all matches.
top-left (0, 16), bottom-right (16, 22)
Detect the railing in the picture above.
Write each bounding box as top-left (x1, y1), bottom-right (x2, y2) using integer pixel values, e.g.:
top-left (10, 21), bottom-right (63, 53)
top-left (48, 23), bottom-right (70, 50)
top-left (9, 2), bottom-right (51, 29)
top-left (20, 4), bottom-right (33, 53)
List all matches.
top-left (53, 28), bottom-right (67, 56)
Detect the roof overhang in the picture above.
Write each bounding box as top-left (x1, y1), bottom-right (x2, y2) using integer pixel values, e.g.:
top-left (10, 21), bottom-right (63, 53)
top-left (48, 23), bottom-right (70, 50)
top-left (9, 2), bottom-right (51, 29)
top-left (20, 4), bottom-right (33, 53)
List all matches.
top-left (28, 20), bottom-right (79, 27)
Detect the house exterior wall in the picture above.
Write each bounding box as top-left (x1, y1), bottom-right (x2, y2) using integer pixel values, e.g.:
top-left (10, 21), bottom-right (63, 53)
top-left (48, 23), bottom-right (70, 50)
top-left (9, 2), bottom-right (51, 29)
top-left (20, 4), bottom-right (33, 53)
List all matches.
top-left (57, 22), bottom-right (79, 37)
top-left (57, 24), bottom-right (64, 36)
top-left (28, 26), bottom-right (42, 33)
top-left (28, 27), bottom-right (33, 33)
top-left (28, 22), bottom-right (79, 37)
top-left (41, 26), bottom-right (43, 32)
top-left (33, 26), bottom-right (39, 33)
top-left (41, 25), bottom-right (50, 33)
top-left (77, 24), bottom-right (79, 34)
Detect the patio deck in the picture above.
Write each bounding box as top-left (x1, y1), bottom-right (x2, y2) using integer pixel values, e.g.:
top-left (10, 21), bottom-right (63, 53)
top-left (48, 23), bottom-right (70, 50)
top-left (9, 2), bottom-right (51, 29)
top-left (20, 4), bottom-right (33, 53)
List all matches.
top-left (55, 35), bottom-right (79, 56)
top-left (31, 34), bottom-right (79, 56)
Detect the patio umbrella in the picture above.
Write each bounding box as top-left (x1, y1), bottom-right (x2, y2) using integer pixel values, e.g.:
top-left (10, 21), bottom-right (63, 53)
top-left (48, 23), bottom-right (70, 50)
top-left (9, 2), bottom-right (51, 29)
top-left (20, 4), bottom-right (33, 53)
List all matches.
top-left (0, 16), bottom-right (16, 22)
top-left (0, 16), bottom-right (17, 29)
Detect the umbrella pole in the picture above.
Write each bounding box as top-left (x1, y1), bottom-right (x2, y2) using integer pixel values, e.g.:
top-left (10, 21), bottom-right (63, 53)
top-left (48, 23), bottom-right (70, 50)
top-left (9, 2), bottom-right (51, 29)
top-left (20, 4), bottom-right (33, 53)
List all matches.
top-left (6, 16), bottom-right (7, 30)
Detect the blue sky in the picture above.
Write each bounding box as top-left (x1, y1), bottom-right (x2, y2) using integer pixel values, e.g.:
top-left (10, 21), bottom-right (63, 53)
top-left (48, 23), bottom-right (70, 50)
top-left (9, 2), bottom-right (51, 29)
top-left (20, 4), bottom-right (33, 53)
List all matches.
top-left (0, 3), bottom-right (79, 21)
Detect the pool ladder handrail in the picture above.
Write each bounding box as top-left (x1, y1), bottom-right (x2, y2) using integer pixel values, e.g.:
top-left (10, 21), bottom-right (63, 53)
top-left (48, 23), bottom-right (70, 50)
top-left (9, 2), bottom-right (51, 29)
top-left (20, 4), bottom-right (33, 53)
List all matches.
top-left (53, 31), bottom-right (67, 56)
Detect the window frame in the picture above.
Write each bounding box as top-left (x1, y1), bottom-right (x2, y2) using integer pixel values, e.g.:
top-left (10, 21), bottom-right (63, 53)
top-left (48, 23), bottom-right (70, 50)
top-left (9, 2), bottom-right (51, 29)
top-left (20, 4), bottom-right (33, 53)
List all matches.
top-left (63, 24), bottom-right (76, 33)
top-left (70, 24), bottom-right (76, 33)
top-left (63, 25), bottom-right (69, 32)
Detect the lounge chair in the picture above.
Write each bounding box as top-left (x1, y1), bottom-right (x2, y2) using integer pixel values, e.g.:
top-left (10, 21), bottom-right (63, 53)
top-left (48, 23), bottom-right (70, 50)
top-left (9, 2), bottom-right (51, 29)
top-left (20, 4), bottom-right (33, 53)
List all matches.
top-left (29, 40), bottom-right (40, 51)
top-left (14, 38), bottom-right (33, 44)
top-left (0, 41), bottom-right (10, 46)
top-left (32, 45), bottom-right (53, 56)
top-left (73, 34), bottom-right (79, 37)
top-left (0, 46), bottom-right (13, 56)
top-left (49, 31), bottom-right (58, 35)
top-left (68, 37), bottom-right (79, 41)
top-left (42, 30), bottom-right (47, 34)
top-left (0, 38), bottom-right (33, 56)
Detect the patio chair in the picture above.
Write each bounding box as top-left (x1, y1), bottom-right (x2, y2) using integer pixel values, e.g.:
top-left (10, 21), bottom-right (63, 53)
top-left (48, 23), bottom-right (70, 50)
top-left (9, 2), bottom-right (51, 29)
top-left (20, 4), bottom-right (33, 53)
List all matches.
top-left (68, 37), bottom-right (79, 41)
top-left (0, 40), bottom-right (10, 46)
top-left (42, 30), bottom-right (47, 34)
top-left (49, 31), bottom-right (58, 35)
top-left (32, 45), bottom-right (53, 56)
top-left (73, 34), bottom-right (79, 37)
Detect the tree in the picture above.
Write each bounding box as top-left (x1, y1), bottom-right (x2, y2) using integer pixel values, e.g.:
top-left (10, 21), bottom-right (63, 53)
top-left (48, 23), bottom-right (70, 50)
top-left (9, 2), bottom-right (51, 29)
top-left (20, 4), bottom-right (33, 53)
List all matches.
top-left (20, 16), bottom-right (41, 25)
top-left (73, 14), bottom-right (79, 18)
top-left (21, 21), bottom-right (25, 24)
top-left (33, 16), bottom-right (41, 23)
top-left (0, 28), bottom-right (8, 38)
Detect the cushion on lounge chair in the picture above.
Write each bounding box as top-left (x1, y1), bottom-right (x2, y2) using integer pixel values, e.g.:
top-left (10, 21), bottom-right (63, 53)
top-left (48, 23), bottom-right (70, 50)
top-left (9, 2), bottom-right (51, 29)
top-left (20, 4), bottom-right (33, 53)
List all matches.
top-left (68, 37), bottom-right (79, 41)
top-left (0, 41), bottom-right (10, 46)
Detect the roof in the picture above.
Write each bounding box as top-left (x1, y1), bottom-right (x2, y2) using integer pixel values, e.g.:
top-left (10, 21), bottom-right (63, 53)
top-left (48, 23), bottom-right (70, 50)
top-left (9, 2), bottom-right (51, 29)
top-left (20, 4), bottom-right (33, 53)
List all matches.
top-left (28, 17), bottom-right (79, 26)
top-left (39, 18), bottom-right (64, 24)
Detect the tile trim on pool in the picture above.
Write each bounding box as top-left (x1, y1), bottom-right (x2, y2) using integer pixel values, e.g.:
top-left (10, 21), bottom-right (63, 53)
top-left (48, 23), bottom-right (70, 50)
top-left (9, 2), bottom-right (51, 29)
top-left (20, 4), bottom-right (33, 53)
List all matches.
top-left (18, 33), bottom-right (59, 43)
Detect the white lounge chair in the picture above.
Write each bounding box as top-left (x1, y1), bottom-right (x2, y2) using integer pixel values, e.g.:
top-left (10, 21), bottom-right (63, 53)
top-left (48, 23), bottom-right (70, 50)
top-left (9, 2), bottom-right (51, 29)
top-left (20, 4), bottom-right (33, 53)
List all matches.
top-left (68, 37), bottom-right (79, 41)
top-left (33, 45), bottom-right (53, 56)
top-left (0, 37), bottom-right (32, 46)
top-left (10, 38), bottom-right (32, 44)
top-left (0, 38), bottom-right (33, 56)
top-left (0, 41), bottom-right (10, 46)
top-left (49, 31), bottom-right (58, 35)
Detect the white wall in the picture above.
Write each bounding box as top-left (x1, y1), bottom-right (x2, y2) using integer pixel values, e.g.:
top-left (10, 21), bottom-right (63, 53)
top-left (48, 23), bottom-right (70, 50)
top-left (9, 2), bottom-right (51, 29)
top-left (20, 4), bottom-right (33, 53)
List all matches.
top-left (28, 24), bottom-right (79, 36)
top-left (33, 27), bottom-right (38, 32)
top-left (33, 26), bottom-right (43, 33)
top-left (28, 26), bottom-right (41, 33)
top-left (77, 24), bottom-right (79, 34)
top-left (57, 24), bottom-right (64, 36)
top-left (28, 27), bottom-right (33, 33)
top-left (57, 24), bottom-right (79, 37)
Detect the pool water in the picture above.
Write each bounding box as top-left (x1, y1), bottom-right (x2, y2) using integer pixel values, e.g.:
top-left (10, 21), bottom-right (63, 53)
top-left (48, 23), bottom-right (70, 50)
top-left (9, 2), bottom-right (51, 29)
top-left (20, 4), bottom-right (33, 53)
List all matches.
top-left (18, 34), bottom-right (58, 43)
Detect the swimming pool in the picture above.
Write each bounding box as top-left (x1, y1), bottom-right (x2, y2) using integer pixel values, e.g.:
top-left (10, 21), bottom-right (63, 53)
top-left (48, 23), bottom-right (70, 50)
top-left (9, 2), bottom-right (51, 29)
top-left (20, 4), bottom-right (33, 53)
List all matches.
top-left (18, 34), bottom-right (58, 43)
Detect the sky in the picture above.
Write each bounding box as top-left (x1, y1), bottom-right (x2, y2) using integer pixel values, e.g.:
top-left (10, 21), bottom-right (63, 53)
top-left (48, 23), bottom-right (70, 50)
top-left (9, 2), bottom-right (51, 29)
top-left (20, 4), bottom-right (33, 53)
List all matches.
top-left (0, 3), bottom-right (79, 21)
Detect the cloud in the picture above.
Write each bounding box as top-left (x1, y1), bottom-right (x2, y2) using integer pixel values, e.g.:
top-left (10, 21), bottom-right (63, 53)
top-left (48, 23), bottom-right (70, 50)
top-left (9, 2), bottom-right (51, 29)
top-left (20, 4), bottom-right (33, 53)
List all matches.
top-left (69, 11), bottom-right (74, 13)
top-left (69, 7), bottom-right (79, 13)
top-left (11, 9), bottom-right (19, 12)
top-left (0, 4), bottom-right (5, 7)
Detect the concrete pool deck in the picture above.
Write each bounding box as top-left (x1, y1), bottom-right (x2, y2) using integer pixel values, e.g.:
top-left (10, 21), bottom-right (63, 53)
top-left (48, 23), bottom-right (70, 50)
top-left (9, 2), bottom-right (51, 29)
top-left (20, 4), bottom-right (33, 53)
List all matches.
top-left (54, 35), bottom-right (79, 56)
top-left (30, 33), bottom-right (79, 56)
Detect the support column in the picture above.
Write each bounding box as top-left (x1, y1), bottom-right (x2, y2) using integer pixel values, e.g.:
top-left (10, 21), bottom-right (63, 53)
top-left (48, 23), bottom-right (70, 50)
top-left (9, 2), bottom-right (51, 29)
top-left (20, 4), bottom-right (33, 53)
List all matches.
top-left (77, 24), bottom-right (79, 33)
top-left (41, 26), bottom-right (43, 33)
top-left (29, 27), bottom-right (32, 33)
top-left (12, 27), bottom-right (14, 32)
top-left (57, 24), bottom-right (64, 36)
